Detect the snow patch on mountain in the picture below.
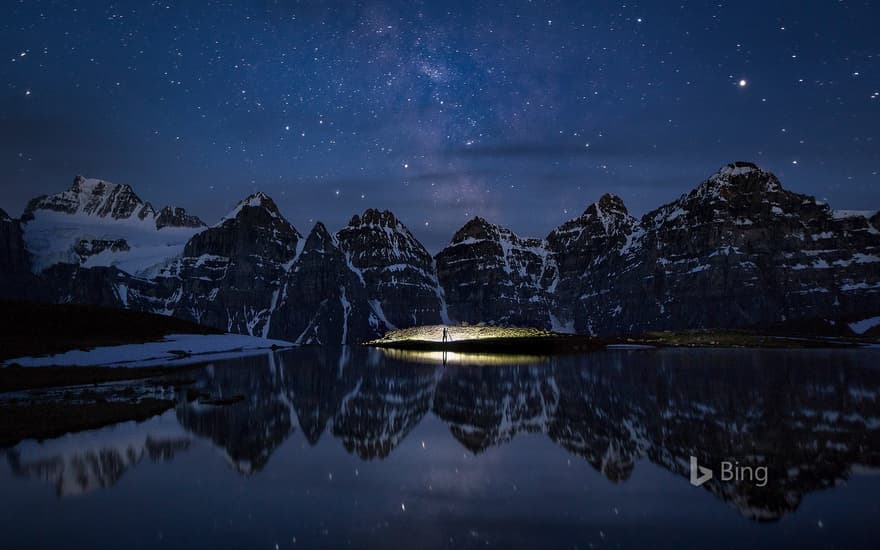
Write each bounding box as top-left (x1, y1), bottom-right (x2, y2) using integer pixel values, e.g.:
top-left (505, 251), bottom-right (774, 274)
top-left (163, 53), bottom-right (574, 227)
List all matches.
top-left (21, 176), bottom-right (204, 275)
top-left (23, 209), bottom-right (202, 275)
top-left (219, 191), bottom-right (280, 224)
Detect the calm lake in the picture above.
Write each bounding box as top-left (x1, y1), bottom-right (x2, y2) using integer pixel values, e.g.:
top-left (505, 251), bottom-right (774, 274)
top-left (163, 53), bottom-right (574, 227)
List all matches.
top-left (2, 347), bottom-right (879, 549)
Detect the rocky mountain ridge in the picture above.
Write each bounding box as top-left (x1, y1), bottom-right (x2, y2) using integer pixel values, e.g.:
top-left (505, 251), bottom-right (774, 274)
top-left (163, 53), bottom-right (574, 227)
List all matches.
top-left (19, 176), bottom-right (206, 275)
top-left (1, 162), bottom-right (878, 342)
top-left (22, 175), bottom-right (205, 229)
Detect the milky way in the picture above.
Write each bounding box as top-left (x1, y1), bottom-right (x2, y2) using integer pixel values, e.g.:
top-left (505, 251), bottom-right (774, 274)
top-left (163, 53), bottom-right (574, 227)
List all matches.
top-left (2, 1), bottom-right (878, 251)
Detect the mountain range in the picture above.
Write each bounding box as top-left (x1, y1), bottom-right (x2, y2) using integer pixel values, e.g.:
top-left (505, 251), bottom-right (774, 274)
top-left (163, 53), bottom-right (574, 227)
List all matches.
top-left (1, 162), bottom-right (878, 343)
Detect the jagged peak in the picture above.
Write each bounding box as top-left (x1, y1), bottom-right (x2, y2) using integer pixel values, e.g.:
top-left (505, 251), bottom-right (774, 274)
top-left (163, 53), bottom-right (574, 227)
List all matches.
top-left (449, 216), bottom-right (540, 249)
top-left (238, 191), bottom-right (277, 210)
top-left (69, 175), bottom-right (140, 200)
top-left (466, 215), bottom-right (492, 227)
top-left (22, 175), bottom-right (153, 223)
top-left (702, 161), bottom-right (783, 194)
top-left (577, 193), bottom-right (632, 224)
top-left (310, 220), bottom-right (331, 236)
top-left (0, 207), bottom-right (10, 222)
top-left (158, 205), bottom-right (186, 215)
top-left (348, 208), bottom-right (402, 228)
top-left (645, 162), bottom-right (795, 227)
top-left (594, 193), bottom-right (628, 214)
top-left (222, 191), bottom-right (282, 222)
top-left (452, 216), bottom-right (499, 242)
top-left (551, 193), bottom-right (635, 243)
top-left (303, 221), bottom-right (339, 252)
top-left (156, 205), bottom-right (205, 229)
top-left (464, 215), bottom-right (499, 231)
top-left (337, 207), bottom-right (433, 265)
top-left (211, 192), bottom-right (303, 244)
top-left (716, 161), bottom-right (761, 177)
top-left (70, 174), bottom-right (117, 194)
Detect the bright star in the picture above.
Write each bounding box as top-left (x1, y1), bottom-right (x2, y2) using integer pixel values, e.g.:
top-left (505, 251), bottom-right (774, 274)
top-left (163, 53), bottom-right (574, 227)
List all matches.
top-left (738, 79), bottom-right (747, 88)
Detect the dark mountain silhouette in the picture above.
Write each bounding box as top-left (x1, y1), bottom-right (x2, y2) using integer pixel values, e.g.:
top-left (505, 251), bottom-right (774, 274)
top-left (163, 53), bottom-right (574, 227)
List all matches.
top-left (1, 162), bottom-right (878, 342)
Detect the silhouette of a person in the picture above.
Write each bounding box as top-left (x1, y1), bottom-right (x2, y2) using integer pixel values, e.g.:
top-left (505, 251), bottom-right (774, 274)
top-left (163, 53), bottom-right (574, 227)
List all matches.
top-left (442, 327), bottom-right (449, 343)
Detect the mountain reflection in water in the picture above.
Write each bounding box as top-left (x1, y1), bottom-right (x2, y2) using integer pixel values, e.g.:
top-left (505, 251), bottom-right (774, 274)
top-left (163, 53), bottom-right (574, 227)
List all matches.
top-left (3, 347), bottom-right (880, 534)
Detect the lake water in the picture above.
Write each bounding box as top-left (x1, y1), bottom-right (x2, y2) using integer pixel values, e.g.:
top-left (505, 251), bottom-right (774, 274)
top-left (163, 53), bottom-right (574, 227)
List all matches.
top-left (2, 347), bottom-right (879, 549)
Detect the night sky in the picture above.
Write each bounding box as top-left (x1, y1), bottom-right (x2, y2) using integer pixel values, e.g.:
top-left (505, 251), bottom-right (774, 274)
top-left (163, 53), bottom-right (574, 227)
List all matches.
top-left (2, 1), bottom-right (878, 251)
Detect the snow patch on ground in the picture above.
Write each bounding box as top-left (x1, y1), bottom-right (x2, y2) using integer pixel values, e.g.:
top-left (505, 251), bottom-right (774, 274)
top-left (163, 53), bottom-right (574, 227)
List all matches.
top-left (5, 333), bottom-right (294, 368)
top-left (849, 316), bottom-right (880, 335)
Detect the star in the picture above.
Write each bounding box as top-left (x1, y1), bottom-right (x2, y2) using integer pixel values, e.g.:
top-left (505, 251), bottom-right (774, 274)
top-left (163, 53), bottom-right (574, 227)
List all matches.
top-left (1, 0), bottom-right (875, 258)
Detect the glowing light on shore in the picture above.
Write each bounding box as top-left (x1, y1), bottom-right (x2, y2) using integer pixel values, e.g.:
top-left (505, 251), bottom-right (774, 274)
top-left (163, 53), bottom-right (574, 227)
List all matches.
top-left (369, 324), bottom-right (552, 344)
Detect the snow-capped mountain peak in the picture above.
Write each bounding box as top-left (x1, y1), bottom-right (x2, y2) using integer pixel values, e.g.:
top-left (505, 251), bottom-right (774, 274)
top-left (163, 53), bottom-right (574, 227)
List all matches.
top-left (303, 221), bottom-right (338, 253)
top-left (220, 191), bottom-right (284, 224)
top-left (2, 162), bottom-right (878, 344)
top-left (697, 161), bottom-right (783, 199)
top-left (335, 209), bottom-right (445, 329)
top-left (548, 194), bottom-right (637, 251)
top-left (19, 175), bottom-right (205, 275)
top-left (348, 208), bottom-right (401, 228)
top-left (437, 215), bottom-right (553, 327)
top-left (338, 208), bottom-right (431, 264)
top-left (446, 216), bottom-right (543, 252)
top-left (449, 216), bottom-right (492, 242)
top-left (23, 175), bottom-right (155, 224)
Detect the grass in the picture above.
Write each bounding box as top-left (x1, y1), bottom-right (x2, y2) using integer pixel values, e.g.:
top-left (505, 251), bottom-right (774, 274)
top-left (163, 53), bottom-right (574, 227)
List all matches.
top-left (367, 324), bottom-right (868, 354)
top-left (627, 329), bottom-right (862, 349)
top-left (366, 324), bottom-right (602, 354)
top-left (368, 324), bottom-right (554, 344)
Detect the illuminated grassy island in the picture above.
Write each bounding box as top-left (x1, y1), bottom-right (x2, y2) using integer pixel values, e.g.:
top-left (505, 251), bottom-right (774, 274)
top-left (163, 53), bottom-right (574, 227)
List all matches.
top-left (365, 325), bottom-right (870, 355)
top-left (365, 325), bottom-right (602, 354)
